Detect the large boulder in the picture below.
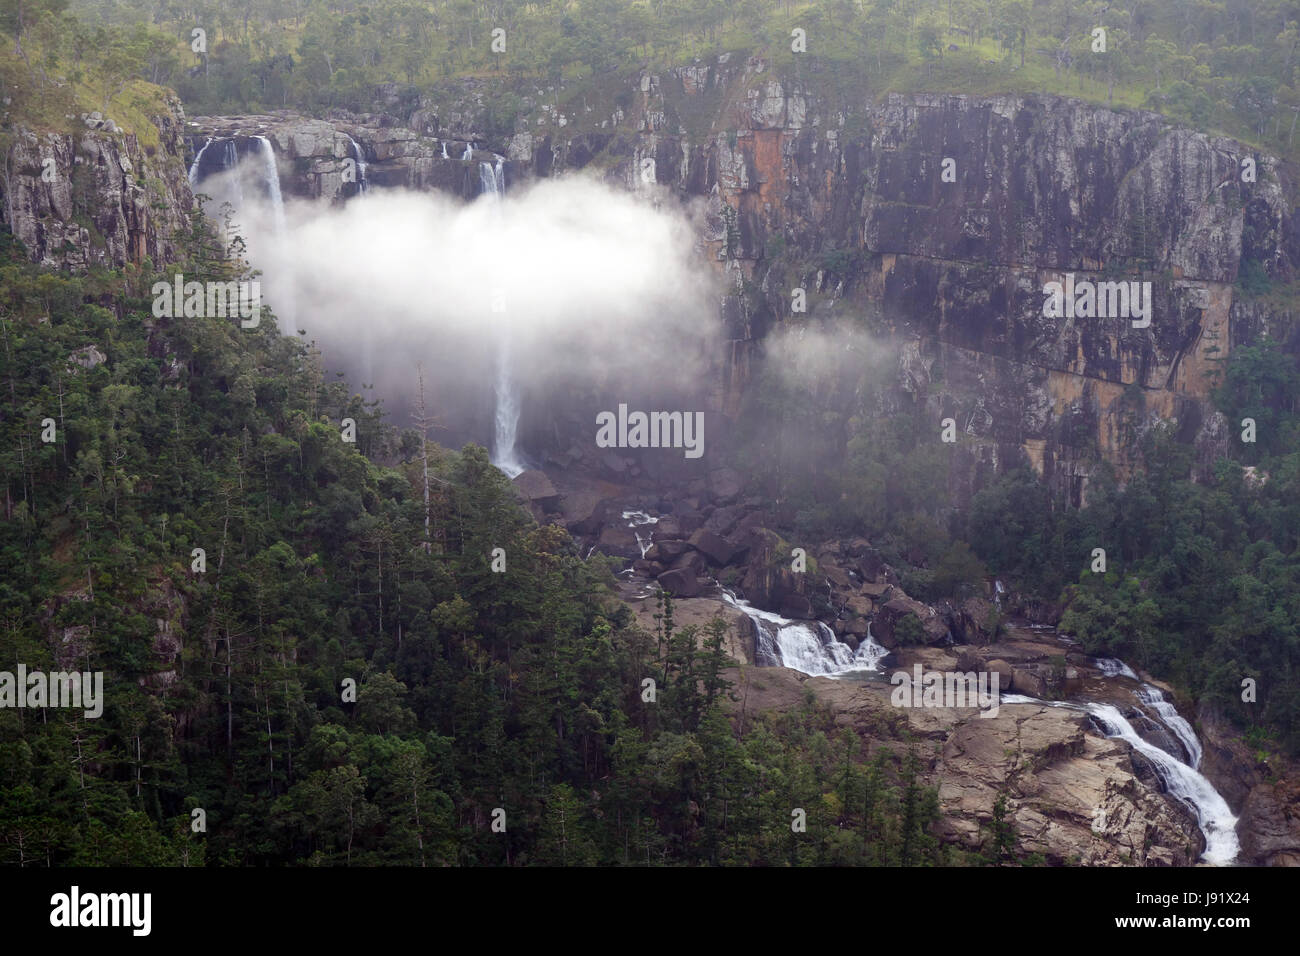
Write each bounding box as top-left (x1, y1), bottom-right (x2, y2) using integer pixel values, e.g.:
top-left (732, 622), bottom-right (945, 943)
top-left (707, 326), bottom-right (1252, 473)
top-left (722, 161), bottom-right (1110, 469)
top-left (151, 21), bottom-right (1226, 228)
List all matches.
top-left (559, 488), bottom-right (604, 534)
top-left (512, 470), bottom-right (560, 507)
top-left (646, 539), bottom-right (692, 561)
top-left (657, 568), bottom-right (702, 598)
top-left (702, 504), bottom-right (746, 537)
top-left (595, 526), bottom-right (639, 559)
top-left (672, 550), bottom-right (708, 576)
top-left (874, 594), bottom-right (949, 648)
top-left (688, 529), bottom-right (738, 565)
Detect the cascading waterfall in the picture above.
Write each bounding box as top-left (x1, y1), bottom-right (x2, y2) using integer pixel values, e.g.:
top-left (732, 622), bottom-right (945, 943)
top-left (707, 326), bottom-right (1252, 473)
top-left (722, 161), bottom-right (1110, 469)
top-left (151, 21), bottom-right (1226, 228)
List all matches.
top-left (1086, 703), bottom-right (1238, 865)
top-left (188, 138), bottom-right (212, 186)
top-left (1095, 657), bottom-right (1140, 680)
top-left (345, 134), bottom-right (369, 194)
top-left (622, 511), bottom-right (659, 558)
top-left (441, 141), bottom-right (449, 159)
top-left (1138, 685), bottom-right (1203, 769)
top-left (721, 589), bottom-right (888, 676)
top-left (1005, 670), bottom-right (1236, 864)
top-left (462, 143), bottom-right (473, 160)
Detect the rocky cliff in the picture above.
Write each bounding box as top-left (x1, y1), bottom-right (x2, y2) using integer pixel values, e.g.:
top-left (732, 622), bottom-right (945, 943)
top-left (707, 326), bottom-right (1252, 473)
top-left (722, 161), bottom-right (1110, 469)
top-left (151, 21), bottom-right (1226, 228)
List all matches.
top-left (1, 96), bottom-right (194, 270)
top-left (186, 63), bottom-right (1300, 505)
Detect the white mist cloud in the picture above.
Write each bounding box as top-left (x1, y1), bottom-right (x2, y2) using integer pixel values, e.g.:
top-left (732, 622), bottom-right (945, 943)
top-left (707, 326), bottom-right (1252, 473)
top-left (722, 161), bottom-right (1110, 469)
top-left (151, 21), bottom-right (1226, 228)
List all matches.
top-left (200, 168), bottom-right (721, 437)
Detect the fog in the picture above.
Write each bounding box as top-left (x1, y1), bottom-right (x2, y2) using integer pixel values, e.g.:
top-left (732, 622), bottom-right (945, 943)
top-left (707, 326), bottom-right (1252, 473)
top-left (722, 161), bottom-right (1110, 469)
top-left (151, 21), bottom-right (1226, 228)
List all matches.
top-left (196, 163), bottom-right (722, 457)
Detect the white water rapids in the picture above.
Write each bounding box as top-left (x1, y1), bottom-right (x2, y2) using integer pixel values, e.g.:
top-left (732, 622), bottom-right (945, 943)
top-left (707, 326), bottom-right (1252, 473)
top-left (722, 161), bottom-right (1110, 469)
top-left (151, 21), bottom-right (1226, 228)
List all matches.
top-left (721, 588), bottom-right (888, 677)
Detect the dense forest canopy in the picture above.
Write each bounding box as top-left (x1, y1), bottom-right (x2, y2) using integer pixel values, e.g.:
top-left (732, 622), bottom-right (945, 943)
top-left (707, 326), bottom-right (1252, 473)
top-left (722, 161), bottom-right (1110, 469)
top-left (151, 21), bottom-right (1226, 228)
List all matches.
top-left (2, 0), bottom-right (1300, 160)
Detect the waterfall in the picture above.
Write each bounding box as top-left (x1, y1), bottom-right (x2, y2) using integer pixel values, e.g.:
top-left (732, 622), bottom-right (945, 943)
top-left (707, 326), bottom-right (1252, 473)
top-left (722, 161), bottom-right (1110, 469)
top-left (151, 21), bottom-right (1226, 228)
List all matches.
top-left (491, 337), bottom-right (525, 478)
top-left (224, 140), bottom-right (244, 205)
top-left (345, 134), bottom-right (368, 194)
top-left (494, 157), bottom-right (504, 194)
top-left (1094, 657), bottom-right (1139, 680)
top-left (622, 511), bottom-right (659, 558)
top-left (1138, 685), bottom-right (1203, 769)
top-left (442, 141), bottom-right (449, 159)
top-left (252, 136), bottom-right (286, 235)
top-left (1004, 667), bottom-right (1237, 865)
top-left (478, 161), bottom-right (501, 199)
top-left (188, 138), bottom-right (212, 186)
top-left (481, 154), bottom-right (523, 478)
top-left (1086, 703), bottom-right (1239, 865)
top-left (462, 143), bottom-right (473, 161)
top-left (721, 589), bottom-right (887, 676)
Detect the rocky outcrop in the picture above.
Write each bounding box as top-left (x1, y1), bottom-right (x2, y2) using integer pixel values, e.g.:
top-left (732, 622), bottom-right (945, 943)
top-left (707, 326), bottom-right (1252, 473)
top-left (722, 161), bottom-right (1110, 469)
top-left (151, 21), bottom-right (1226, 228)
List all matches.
top-left (1197, 703), bottom-right (1300, 866)
top-left (2, 98), bottom-right (194, 270)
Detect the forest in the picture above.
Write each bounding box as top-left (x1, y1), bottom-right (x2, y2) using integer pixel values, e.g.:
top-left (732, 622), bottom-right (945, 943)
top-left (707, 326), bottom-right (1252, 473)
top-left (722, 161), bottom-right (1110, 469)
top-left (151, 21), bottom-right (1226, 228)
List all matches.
top-left (3, 0), bottom-right (1300, 162)
top-left (0, 213), bottom-right (995, 866)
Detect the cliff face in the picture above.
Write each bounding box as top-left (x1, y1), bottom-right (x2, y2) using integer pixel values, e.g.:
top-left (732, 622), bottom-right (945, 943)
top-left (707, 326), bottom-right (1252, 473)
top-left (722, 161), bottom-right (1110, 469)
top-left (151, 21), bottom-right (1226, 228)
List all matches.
top-left (1, 97), bottom-right (195, 270)
top-left (186, 65), bottom-right (1300, 501)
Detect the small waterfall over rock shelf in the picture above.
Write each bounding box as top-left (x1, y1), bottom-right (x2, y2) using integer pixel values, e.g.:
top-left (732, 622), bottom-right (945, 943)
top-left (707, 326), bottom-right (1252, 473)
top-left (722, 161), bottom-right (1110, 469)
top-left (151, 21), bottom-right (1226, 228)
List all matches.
top-left (344, 134), bottom-right (369, 194)
top-left (1094, 657), bottom-right (1140, 680)
top-left (721, 589), bottom-right (888, 676)
top-left (188, 138), bottom-right (212, 186)
top-left (441, 142), bottom-right (449, 159)
top-left (622, 511), bottom-right (659, 558)
top-left (462, 143), bottom-right (473, 161)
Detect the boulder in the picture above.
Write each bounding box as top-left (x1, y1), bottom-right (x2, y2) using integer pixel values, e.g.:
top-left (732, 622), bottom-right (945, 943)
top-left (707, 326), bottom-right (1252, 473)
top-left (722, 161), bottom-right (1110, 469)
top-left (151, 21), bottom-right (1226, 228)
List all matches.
top-left (652, 516), bottom-right (686, 539)
top-left (875, 594), bottom-right (948, 647)
top-left (842, 616), bottom-right (870, 638)
top-left (862, 580), bottom-right (892, 599)
top-left (646, 539), bottom-right (691, 561)
top-left (596, 526), bottom-right (639, 559)
top-left (702, 504), bottom-right (746, 537)
top-left (688, 529), bottom-right (738, 565)
top-left (986, 659), bottom-right (1016, 690)
top-left (67, 345), bottom-right (107, 371)
top-left (848, 592), bottom-right (875, 616)
top-left (512, 469), bottom-right (560, 507)
top-left (780, 594), bottom-right (813, 619)
top-left (657, 568), bottom-right (701, 598)
top-left (560, 489), bottom-right (604, 534)
top-left (821, 561), bottom-right (853, 589)
top-left (708, 467), bottom-right (744, 503)
top-left (672, 550), bottom-right (708, 576)
top-left (1012, 666), bottom-right (1047, 697)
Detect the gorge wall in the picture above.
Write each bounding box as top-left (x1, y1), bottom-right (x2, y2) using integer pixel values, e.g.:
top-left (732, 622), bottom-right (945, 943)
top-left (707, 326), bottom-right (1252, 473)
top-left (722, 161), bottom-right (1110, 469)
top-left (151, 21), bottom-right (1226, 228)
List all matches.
top-left (7, 60), bottom-right (1300, 502)
top-left (179, 62), bottom-right (1300, 506)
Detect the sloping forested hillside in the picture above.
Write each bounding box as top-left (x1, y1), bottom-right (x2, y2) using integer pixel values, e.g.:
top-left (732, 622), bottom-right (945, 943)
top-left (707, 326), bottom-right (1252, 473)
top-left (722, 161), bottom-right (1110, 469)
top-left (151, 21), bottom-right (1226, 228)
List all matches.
top-left (0, 215), bottom-right (974, 866)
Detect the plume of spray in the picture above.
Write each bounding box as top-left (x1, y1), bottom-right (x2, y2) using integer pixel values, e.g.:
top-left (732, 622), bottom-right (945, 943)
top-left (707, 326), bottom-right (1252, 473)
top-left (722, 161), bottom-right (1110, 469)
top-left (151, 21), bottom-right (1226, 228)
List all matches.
top-left (193, 170), bottom-right (722, 455)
